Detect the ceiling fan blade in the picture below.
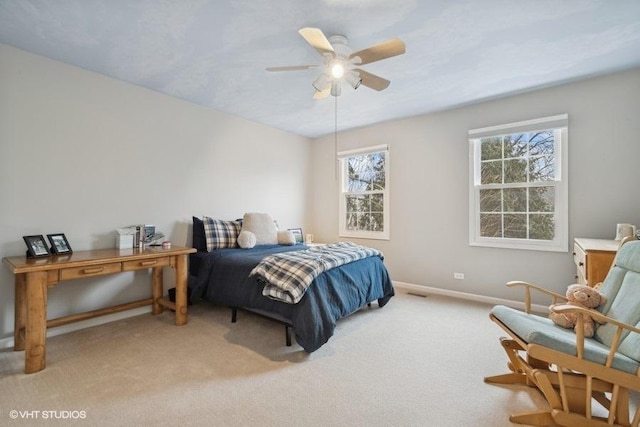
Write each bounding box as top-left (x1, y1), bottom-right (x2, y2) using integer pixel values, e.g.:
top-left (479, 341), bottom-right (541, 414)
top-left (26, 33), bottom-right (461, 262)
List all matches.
top-left (355, 69), bottom-right (391, 91)
top-left (313, 88), bottom-right (330, 99)
top-left (350, 38), bottom-right (406, 65)
top-left (299, 27), bottom-right (335, 56)
top-left (266, 65), bottom-right (318, 72)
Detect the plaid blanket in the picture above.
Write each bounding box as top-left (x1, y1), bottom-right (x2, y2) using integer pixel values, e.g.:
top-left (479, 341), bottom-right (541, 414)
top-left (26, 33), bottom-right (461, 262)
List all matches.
top-left (251, 242), bottom-right (383, 304)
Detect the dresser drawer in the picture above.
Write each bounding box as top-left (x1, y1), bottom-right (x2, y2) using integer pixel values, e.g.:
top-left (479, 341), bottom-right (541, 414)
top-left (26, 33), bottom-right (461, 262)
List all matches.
top-left (60, 262), bottom-right (122, 280)
top-left (122, 256), bottom-right (170, 271)
top-left (573, 242), bottom-right (586, 282)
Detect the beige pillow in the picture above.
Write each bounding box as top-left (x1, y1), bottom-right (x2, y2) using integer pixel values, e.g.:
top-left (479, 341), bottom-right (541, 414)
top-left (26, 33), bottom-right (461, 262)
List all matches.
top-left (241, 213), bottom-right (278, 245)
top-left (277, 230), bottom-right (296, 246)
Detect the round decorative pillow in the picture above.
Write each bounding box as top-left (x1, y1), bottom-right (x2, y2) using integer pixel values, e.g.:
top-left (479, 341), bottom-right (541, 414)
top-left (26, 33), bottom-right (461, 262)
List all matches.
top-left (237, 230), bottom-right (257, 249)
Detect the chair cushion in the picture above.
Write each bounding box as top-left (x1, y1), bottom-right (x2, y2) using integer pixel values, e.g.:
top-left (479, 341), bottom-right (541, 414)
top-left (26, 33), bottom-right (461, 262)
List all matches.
top-left (615, 240), bottom-right (640, 272)
top-left (595, 240), bottom-right (640, 362)
top-left (491, 305), bottom-right (640, 375)
top-left (596, 269), bottom-right (640, 361)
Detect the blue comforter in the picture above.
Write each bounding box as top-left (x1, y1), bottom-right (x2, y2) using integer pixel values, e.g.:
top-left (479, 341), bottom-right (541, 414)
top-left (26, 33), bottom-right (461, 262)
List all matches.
top-left (190, 244), bottom-right (394, 352)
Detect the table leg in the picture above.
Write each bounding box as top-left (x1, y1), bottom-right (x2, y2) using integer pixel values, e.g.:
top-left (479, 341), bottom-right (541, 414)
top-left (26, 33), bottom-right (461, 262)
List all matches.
top-left (25, 271), bottom-right (48, 374)
top-left (174, 254), bottom-right (188, 326)
top-left (151, 267), bottom-right (163, 315)
top-left (14, 274), bottom-right (26, 351)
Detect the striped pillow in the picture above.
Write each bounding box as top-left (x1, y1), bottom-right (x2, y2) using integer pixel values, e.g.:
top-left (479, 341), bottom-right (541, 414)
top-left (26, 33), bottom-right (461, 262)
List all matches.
top-left (203, 216), bottom-right (241, 251)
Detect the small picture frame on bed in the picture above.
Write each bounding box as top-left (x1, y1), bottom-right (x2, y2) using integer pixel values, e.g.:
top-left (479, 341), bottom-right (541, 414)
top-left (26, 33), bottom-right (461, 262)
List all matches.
top-left (23, 235), bottom-right (51, 258)
top-left (47, 233), bottom-right (73, 255)
top-left (288, 228), bottom-right (303, 244)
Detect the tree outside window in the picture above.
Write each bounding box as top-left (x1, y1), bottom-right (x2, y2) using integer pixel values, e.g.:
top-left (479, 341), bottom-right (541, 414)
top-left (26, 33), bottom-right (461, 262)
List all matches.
top-left (469, 115), bottom-right (568, 252)
top-left (479, 131), bottom-right (555, 240)
top-left (339, 146), bottom-right (389, 240)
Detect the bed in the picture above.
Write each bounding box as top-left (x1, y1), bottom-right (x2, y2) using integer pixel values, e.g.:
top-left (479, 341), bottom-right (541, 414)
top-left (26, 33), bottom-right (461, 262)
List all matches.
top-left (188, 216), bottom-right (394, 353)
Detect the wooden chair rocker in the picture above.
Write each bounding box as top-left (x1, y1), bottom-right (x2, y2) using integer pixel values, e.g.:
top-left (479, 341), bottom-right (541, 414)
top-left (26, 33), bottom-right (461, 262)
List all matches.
top-left (485, 238), bottom-right (640, 427)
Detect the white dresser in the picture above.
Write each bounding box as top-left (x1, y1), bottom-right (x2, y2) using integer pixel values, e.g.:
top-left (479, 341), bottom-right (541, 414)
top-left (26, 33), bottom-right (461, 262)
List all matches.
top-left (573, 238), bottom-right (618, 287)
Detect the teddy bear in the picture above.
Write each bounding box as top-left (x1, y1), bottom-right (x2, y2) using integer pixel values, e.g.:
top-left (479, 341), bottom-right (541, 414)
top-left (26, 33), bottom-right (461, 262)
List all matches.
top-left (549, 284), bottom-right (607, 338)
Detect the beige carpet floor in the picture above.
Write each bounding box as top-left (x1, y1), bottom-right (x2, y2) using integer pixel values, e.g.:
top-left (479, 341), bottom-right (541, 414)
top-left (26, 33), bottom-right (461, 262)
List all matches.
top-left (1, 289), bottom-right (635, 426)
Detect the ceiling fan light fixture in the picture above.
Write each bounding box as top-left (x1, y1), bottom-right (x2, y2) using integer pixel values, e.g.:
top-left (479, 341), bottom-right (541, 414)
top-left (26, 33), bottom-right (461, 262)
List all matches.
top-left (312, 73), bottom-right (330, 92)
top-left (345, 71), bottom-right (362, 89)
top-left (330, 61), bottom-right (345, 79)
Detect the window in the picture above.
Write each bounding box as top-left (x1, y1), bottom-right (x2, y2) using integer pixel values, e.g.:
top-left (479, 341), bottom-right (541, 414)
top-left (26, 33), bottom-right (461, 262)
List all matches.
top-left (468, 115), bottom-right (568, 252)
top-left (338, 145), bottom-right (389, 240)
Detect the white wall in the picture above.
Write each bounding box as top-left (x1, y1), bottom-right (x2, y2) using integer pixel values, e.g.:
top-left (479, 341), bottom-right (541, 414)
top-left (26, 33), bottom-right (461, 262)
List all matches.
top-left (309, 68), bottom-right (640, 302)
top-left (0, 44), bottom-right (311, 341)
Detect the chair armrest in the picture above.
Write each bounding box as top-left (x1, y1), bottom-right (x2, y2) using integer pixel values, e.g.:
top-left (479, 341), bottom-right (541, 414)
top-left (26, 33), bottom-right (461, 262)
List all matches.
top-left (506, 281), bottom-right (568, 313)
top-left (550, 304), bottom-right (640, 365)
top-left (550, 305), bottom-right (640, 335)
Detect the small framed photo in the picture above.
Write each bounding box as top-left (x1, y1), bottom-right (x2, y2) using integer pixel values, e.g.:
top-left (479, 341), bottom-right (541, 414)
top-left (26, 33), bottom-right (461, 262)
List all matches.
top-left (23, 235), bottom-right (51, 258)
top-left (47, 233), bottom-right (73, 255)
top-left (288, 228), bottom-right (303, 244)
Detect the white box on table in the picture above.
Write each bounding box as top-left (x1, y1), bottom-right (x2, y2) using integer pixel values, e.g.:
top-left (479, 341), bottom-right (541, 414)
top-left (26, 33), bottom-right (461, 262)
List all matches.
top-left (116, 234), bottom-right (134, 249)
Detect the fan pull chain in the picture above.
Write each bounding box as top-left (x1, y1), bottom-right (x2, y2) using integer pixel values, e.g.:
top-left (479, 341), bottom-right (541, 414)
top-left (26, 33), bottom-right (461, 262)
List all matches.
top-left (334, 94), bottom-right (338, 180)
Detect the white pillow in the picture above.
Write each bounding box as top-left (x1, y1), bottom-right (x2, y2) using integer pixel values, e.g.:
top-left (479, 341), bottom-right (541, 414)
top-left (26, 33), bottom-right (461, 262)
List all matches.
top-left (277, 230), bottom-right (296, 246)
top-left (241, 213), bottom-right (278, 245)
top-left (237, 230), bottom-right (257, 249)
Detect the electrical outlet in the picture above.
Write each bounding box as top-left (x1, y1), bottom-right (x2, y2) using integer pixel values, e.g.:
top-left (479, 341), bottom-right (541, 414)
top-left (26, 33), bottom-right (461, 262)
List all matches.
top-left (454, 272), bottom-right (464, 280)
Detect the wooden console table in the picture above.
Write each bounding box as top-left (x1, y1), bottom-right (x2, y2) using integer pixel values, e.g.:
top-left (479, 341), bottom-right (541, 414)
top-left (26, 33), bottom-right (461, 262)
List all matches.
top-left (3, 245), bottom-right (196, 374)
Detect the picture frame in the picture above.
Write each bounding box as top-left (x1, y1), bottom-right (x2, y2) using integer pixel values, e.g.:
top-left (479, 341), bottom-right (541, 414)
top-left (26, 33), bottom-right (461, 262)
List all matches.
top-left (288, 228), bottom-right (303, 244)
top-left (23, 235), bottom-right (51, 258)
top-left (47, 233), bottom-right (73, 255)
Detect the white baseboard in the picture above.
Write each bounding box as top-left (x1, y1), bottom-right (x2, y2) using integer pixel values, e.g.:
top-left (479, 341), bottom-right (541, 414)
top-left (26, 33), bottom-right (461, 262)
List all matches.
top-left (0, 306), bottom-right (151, 350)
top-left (393, 281), bottom-right (548, 314)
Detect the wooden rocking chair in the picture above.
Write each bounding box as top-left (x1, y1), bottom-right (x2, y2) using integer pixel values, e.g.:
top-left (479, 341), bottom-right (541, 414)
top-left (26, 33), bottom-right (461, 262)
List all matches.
top-left (485, 238), bottom-right (640, 427)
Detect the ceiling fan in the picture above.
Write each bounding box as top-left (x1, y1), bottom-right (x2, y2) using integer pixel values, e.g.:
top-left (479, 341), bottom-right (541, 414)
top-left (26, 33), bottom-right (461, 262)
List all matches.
top-left (266, 27), bottom-right (406, 99)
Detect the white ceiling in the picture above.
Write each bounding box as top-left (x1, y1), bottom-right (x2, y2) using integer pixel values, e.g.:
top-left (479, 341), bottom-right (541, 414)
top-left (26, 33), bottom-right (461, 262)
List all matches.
top-left (1, 1), bottom-right (639, 138)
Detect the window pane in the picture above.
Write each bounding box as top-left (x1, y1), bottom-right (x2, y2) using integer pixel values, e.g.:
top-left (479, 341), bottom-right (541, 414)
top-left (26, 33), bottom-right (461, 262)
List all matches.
top-left (371, 212), bottom-right (384, 232)
top-left (503, 214), bottom-right (526, 238)
top-left (369, 170), bottom-right (385, 191)
top-left (529, 213), bottom-right (555, 240)
top-left (529, 131), bottom-right (554, 156)
top-left (347, 160), bottom-right (367, 192)
top-left (369, 153), bottom-right (386, 191)
top-left (529, 187), bottom-right (554, 212)
top-left (481, 137), bottom-right (502, 161)
top-left (480, 214), bottom-right (502, 237)
top-left (346, 212), bottom-right (358, 230)
top-left (347, 153), bottom-right (386, 192)
top-left (503, 188), bottom-right (526, 212)
top-left (371, 193), bottom-right (384, 211)
top-left (346, 194), bottom-right (363, 211)
top-left (480, 189), bottom-right (501, 212)
top-left (529, 155), bottom-right (555, 181)
top-left (504, 133), bottom-right (527, 158)
top-left (503, 158), bottom-right (527, 183)
top-left (357, 213), bottom-right (371, 231)
top-left (481, 160), bottom-right (502, 184)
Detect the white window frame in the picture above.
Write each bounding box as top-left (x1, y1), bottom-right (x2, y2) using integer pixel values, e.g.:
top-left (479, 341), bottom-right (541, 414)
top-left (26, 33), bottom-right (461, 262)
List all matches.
top-left (468, 114), bottom-right (568, 252)
top-left (338, 144), bottom-right (390, 240)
